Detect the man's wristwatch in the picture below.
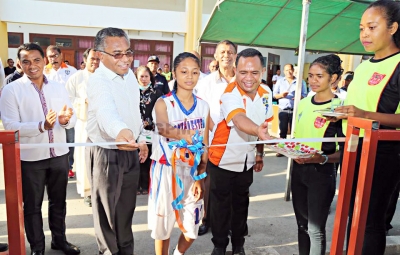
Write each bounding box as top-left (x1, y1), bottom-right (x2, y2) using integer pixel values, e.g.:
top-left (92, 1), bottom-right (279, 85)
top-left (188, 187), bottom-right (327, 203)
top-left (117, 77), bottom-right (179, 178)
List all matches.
top-left (256, 151), bottom-right (265, 157)
top-left (319, 154), bottom-right (329, 165)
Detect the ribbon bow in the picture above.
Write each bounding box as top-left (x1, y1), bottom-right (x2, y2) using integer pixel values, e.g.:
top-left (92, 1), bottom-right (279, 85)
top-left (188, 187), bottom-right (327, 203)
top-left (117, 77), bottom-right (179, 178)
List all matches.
top-left (167, 131), bottom-right (207, 232)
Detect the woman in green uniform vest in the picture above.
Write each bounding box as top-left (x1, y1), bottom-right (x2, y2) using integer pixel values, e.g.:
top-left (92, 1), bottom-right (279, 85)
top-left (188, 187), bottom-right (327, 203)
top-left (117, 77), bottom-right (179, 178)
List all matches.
top-left (332, 1), bottom-right (400, 254)
top-left (292, 54), bottom-right (344, 255)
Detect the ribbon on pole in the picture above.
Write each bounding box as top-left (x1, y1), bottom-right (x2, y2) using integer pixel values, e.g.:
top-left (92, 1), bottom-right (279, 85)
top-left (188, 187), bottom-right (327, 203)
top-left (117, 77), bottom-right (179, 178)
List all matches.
top-left (15, 137), bottom-right (346, 149)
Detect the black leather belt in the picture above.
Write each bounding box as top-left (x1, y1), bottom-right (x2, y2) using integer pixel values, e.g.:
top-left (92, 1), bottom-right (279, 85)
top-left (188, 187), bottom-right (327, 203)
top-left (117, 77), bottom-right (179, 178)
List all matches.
top-left (281, 108), bottom-right (293, 113)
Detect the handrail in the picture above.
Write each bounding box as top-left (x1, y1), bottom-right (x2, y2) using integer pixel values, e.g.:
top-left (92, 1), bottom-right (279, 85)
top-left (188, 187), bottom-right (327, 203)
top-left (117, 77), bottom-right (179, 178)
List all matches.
top-left (331, 117), bottom-right (400, 255)
top-left (0, 130), bottom-right (25, 255)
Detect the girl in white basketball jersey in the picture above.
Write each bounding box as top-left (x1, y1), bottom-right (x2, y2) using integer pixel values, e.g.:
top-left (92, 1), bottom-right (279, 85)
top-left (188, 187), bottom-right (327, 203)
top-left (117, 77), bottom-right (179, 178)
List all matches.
top-left (149, 52), bottom-right (210, 255)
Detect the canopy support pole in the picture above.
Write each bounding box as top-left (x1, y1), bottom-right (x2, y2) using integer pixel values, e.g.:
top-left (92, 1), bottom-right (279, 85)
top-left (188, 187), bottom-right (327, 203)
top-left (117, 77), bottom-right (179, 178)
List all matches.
top-left (284, 0), bottom-right (311, 201)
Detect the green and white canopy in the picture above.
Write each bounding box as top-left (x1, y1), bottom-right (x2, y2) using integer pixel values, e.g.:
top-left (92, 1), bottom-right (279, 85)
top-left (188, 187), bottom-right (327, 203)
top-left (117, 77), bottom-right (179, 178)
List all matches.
top-left (200, 0), bottom-right (376, 54)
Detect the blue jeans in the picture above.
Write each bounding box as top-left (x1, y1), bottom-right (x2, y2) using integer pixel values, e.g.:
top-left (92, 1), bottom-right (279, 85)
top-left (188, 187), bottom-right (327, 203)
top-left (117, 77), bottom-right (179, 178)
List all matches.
top-left (65, 128), bottom-right (75, 170)
top-left (291, 163), bottom-right (336, 255)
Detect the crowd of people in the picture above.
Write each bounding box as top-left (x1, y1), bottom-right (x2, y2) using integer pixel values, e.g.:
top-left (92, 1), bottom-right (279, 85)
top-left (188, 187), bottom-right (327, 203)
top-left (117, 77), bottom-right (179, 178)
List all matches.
top-left (1, 1), bottom-right (400, 255)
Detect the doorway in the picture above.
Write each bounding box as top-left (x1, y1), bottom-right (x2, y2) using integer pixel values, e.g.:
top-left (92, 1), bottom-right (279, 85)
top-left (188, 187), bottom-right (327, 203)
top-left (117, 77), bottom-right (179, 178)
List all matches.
top-left (267, 53), bottom-right (280, 87)
top-left (62, 50), bottom-right (75, 67)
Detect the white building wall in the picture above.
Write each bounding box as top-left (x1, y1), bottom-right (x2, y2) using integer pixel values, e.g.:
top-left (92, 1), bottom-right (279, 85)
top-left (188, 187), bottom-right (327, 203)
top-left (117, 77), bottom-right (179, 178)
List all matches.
top-left (6, 23), bottom-right (186, 62)
top-left (5, 6), bottom-right (210, 62)
top-left (0, 0), bottom-right (186, 33)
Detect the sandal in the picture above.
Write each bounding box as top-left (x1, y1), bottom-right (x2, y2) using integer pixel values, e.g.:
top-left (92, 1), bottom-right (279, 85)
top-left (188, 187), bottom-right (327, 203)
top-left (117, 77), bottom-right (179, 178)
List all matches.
top-left (142, 190), bottom-right (148, 195)
top-left (136, 189), bottom-right (142, 195)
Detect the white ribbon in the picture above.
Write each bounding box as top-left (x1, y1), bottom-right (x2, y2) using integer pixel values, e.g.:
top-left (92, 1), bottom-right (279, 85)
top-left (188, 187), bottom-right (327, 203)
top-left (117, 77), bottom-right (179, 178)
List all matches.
top-left (13, 137), bottom-right (346, 149)
top-left (208, 137), bottom-right (346, 147)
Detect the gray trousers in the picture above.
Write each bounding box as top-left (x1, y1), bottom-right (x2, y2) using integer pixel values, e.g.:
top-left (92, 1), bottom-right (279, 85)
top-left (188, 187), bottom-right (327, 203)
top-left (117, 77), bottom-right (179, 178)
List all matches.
top-left (86, 144), bottom-right (140, 255)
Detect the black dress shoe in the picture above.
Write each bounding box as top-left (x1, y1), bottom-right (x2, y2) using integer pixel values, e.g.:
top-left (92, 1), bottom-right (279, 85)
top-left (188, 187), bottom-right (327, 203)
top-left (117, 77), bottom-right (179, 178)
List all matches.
top-left (198, 224), bottom-right (209, 236)
top-left (211, 247), bottom-right (226, 255)
top-left (232, 246), bottom-right (246, 255)
top-left (0, 243), bottom-right (8, 252)
top-left (31, 251), bottom-right (44, 255)
top-left (51, 241), bottom-right (80, 255)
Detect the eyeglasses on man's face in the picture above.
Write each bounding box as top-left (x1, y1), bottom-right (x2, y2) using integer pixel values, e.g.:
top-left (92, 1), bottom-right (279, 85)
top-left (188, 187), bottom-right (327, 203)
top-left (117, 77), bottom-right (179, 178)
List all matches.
top-left (98, 50), bottom-right (134, 59)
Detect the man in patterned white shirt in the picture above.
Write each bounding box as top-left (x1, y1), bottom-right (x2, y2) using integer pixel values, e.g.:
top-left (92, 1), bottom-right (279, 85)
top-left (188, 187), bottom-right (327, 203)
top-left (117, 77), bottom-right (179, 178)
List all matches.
top-left (86, 27), bottom-right (148, 255)
top-left (0, 43), bottom-right (79, 255)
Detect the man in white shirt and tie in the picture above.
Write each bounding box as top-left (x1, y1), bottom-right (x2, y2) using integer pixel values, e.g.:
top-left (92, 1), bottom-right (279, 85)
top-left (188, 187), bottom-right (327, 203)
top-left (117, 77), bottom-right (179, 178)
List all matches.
top-left (0, 43), bottom-right (79, 255)
top-left (86, 27), bottom-right (148, 255)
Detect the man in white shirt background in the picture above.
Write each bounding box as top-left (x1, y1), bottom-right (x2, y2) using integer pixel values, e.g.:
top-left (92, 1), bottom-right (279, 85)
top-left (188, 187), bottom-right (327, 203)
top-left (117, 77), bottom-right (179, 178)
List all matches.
top-left (208, 60), bottom-right (219, 74)
top-left (86, 27), bottom-right (148, 255)
top-left (195, 40), bottom-right (237, 236)
top-left (273, 64), bottom-right (307, 157)
top-left (65, 48), bottom-right (100, 207)
top-left (271, 69), bottom-right (282, 91)
top-left (44, 45), bottom-right (77, 178)
top-left (272, 69), bottom-right (282, 82)
top-left (0, 43), bottom-right (79, 255)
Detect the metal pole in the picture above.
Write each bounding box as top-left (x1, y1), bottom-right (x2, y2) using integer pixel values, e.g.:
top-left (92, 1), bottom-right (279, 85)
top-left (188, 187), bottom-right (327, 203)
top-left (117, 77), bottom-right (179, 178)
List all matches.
top-left (284, 0), bottom-right (311, 201)
top-left (1, 130), bottom-right (26, 255)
